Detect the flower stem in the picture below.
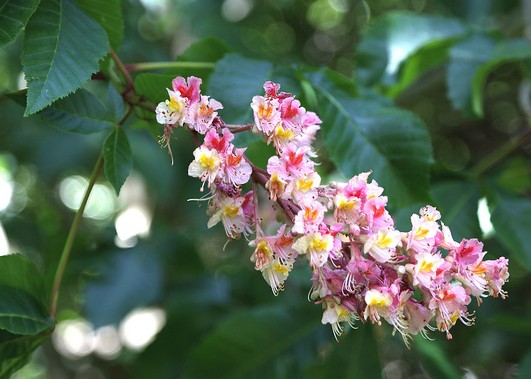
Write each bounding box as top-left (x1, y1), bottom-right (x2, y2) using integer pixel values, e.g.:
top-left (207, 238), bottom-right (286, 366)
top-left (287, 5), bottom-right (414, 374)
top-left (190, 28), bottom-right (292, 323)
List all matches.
top-left (126, 61), bottom-right (216, 73)
top-left (49, 154), bottom-right (104, 320)
top-left (110, 48), bottom-right (134, 93)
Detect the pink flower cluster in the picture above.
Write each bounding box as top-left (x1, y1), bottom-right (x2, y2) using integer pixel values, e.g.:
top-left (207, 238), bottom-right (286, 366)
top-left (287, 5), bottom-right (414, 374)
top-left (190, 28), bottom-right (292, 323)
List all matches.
top-left (155, 77), bottom-right (509, 345)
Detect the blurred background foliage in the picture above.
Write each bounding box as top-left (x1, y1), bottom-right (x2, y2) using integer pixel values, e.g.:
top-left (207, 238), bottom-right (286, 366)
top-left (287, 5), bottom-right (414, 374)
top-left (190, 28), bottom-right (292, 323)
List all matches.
top-left (0, 0), bottom-right (530, 378)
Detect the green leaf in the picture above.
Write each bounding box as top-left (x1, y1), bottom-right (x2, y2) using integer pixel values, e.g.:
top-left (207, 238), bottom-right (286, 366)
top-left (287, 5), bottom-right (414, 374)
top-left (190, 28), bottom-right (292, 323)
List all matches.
top-left (183, 303), bottom-right (321, 379)
top-left (135, 73), bottom-right (175, 104)
top-left (105, 82), bottom-right (125, 121)
top-left (356, 11), bottom-right (465, 87)
top-left (38, 89), bottom-right (115, 134)
top-left (413, 338), bottom-right (463, 379)
top-left (0, 0), bottom-right (40, 47)
top-left (447, 33), bottom-right (495, 115)
top-left (103, 127), bottom-right (132, 194)
top-left (22, 0), bottom-right (110, 115)
top-left (0, 331), bottom-right (48, 378)
top-left (208, 53), bottom-right (274, 124)
top-left (307, 69), bottom-right (433, 206)
top-left (84, 247), bottom-right (163, 327)
top-left (389, 37), bottom-right (457, 97)
top-left (8, 87), bottom-right (121, 134)
top-left (471, 38), bottom-right (531, 117)
top-left (0, 284), bottom-right (53, 335)
top-left (74, 0), bottom-right (123, 49)
top-left (178, 37), bottom-right (231, 64)
top-left (490, 195), bottom-right (531, 269)
top-left (0, 254), bottom-right (47, 304)
top-left (431, 181), bottom-right (482, 241)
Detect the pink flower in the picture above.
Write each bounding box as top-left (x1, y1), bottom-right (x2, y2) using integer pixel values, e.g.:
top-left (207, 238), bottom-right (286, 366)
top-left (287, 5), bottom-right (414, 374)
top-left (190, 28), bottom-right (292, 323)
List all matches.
top-left (363, 228), bottom-right (402, 263)
top-left (429, 284), bottom-right (473, 339)
top-left (188, 96), bottom-right (223, 134)
top-left (204, 128), bottom-right (234, 155)
top-left (172, 76), bottom-right (202, 104)
top-left (221, 147), bottom-right (252, 186)
top-left (483, 257), bottom-right (509, 299)
top-left (407, 213), bottom-right (439, 255)
top-left (188, 145), bottom-right (222, 190)
top-left (292, 202), bottom-right (326, 234)
top-left (155, 89), bottom-right (188, 126)
top-left (207, 193), bottom-right (252, 239)
top-left (251, 96), bottom-right (281, 135)
top-left (292, 232), bottom-right (336, 268)
top-left (406, 251), bottom-right (447, 289)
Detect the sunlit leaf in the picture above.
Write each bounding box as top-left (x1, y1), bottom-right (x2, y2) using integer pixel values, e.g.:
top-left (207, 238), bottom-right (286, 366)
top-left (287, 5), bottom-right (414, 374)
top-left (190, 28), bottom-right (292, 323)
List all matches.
top-left (389, 38), bottom-right (457, 97)
top-left (0, 0), bottom-right (40, 47)
top-left (306, 69), bottom-right (433, 206)
top-left (74, 0), bottom-right (123, 49)
top-left (103, 127), bottom-right (132, 194)
top-left (356, 11), bottom-right (465, 87)
top-left (490, 195), bottom-right (531, 269)
top-left (84, 247), bottom-right (163, 327)
top-left (22, 0), bottom-right (109, 115)
top-left (183, 302), bottom-right (321, 379)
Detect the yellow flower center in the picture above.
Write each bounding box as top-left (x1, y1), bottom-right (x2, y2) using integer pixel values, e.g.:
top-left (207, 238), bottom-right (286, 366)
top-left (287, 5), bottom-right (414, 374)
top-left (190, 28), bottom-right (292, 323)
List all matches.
top-left (365, 289), bottom-right (392, 308)
top-left (274, 124), bottom-right (294, 140)
top-left (198, 152), bottom-right (217, 169)
top-left (273, 263), bottom-right (289, 275)
top-left (296, 178), bottom-right (314, 192)
top-left (375, 232), bottom-right (393, 248)
top-left (168, 97), bottom-right (183, 112)
top-left (310, 234), bottom-right (329, 251)
top-left (223, 205), bottom-right (240, 218)
top-left (414, 226), bottom-right (430, 240)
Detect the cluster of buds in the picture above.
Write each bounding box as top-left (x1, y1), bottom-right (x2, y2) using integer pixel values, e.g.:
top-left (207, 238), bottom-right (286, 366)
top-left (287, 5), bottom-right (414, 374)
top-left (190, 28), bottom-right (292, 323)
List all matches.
top-left (155, 77), bottom-right (509, 345)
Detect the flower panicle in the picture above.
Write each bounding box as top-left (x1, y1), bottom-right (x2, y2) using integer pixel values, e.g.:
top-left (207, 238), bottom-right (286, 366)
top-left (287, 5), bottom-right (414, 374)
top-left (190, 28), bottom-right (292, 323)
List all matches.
top-left (154, 77), bottom-right (509, 346)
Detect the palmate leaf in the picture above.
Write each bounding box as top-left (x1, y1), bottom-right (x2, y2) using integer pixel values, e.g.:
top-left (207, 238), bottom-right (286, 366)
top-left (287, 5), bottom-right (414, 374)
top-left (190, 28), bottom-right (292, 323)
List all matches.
top-left (306, 69), bottom-right (433, 207)
top-left (74, 0), bottom-right (123, 50)
top-left (103, 127), bottom-right (133, 194)
top-left (0, 0), bottom-right (40, 47)
top-left (22, 0), bottom-right (109, 115)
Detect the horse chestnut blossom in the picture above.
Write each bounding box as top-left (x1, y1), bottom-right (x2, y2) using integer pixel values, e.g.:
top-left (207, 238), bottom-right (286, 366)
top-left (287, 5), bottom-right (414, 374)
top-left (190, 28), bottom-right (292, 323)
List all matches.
top-left (155, 76), bottom-right (509, 346)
